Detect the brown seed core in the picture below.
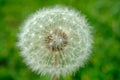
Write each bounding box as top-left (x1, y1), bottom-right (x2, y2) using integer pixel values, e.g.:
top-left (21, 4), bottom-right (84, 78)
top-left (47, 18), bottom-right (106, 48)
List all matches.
top-left (45, 29), bottom-right (68, 52)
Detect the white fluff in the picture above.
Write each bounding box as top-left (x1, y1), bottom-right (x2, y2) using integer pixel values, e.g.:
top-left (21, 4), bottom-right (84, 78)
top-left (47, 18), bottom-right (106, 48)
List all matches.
top-left (17, 6), bottom-right (93, 77)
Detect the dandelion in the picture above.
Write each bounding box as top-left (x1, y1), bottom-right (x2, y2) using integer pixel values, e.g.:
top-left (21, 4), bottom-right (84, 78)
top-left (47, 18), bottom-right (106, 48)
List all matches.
top-left (17, 6), bottom-right (93, 80)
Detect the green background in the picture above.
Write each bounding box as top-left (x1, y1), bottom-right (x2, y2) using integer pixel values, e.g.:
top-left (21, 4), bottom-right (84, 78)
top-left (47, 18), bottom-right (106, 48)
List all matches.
top-left (0, 0), bottom-right (120, 80)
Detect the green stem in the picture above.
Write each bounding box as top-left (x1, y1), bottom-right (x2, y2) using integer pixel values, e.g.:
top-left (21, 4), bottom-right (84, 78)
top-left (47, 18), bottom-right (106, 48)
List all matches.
top-left (54, 52), bottom-right (59, 80)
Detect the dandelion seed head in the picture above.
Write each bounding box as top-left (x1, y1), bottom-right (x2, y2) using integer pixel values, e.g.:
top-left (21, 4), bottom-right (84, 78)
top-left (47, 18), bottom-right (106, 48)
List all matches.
top-left (17, 5), bottom-right (93, 77)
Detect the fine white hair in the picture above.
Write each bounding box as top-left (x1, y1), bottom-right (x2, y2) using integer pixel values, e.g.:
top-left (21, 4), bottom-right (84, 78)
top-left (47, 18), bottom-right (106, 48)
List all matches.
top-left (17, 5), bottom-right (93, 77)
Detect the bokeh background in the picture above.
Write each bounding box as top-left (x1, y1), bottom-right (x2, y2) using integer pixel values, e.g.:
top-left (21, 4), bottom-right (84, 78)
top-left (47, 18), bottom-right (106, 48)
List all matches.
top-left (0, 0), bottom-right (120, 80)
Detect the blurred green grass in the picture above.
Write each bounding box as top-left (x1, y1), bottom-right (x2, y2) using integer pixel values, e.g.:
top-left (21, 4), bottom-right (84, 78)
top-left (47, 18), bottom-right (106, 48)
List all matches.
top-left (0, 0), bottom-right (120, 80)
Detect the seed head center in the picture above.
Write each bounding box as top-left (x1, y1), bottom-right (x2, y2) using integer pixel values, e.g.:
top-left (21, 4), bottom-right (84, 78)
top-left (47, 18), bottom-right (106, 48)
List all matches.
top-left (45, 29), bottom-right (68, 52)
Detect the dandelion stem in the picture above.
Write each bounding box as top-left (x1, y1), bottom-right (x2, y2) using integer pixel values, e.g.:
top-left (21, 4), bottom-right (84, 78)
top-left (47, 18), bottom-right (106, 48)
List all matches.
top-left (55, 75), bottom-right (59, 80)
top-left (54, 52), bottom-right (59, 80)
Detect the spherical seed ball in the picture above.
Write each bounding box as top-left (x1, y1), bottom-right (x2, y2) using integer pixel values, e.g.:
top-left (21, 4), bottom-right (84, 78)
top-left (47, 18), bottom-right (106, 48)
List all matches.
top-left (17, 6), bottom-right (93, 77)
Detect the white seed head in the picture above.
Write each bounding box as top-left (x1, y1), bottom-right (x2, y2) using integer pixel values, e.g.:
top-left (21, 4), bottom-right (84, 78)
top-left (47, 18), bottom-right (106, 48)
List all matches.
top-left (17, 6), bottom-right (93, 77)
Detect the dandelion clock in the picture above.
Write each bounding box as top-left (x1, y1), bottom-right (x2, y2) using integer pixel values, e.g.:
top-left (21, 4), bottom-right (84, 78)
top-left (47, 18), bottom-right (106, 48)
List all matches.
top-left (17, 6), bottom-right (93, 80)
